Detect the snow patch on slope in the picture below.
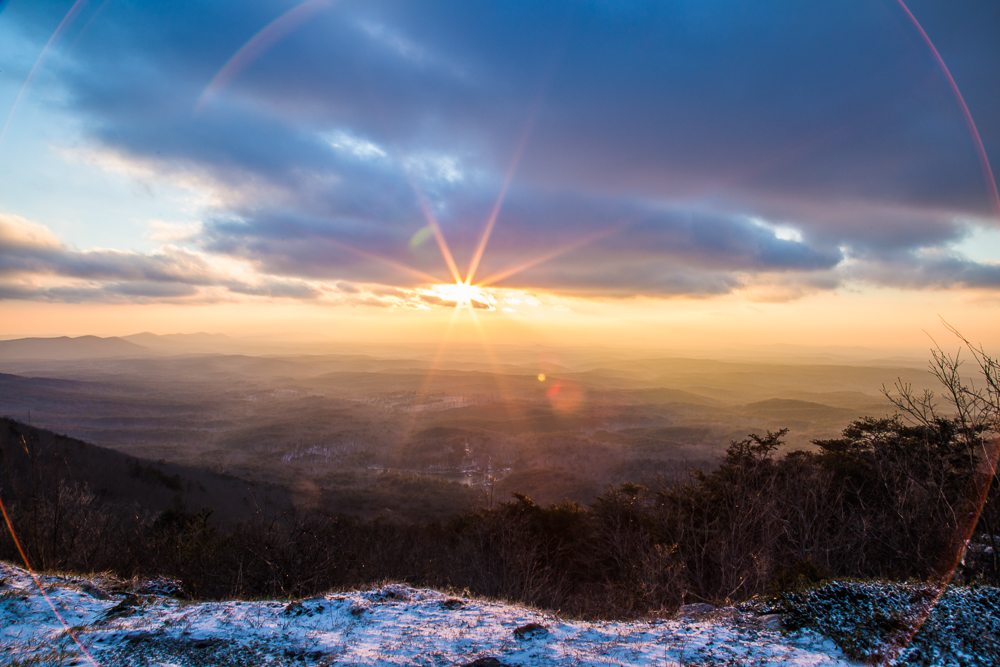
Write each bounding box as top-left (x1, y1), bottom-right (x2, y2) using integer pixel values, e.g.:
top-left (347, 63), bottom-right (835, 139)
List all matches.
top-left (0, 561), bottom-right (852, 666)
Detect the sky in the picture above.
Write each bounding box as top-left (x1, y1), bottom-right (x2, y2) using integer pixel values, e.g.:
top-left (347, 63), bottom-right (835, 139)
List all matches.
top-left (0, 0), bottom-right (998, 351)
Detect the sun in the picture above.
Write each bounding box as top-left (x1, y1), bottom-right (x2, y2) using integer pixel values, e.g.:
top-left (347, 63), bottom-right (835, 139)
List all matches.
top-left (430, 281), bottom-right (497, 310)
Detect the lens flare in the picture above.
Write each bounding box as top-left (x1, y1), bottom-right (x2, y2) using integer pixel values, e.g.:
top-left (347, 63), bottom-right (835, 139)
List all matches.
top-left (196, 0), bottom-right (335, 112)
top-left (0, 0), bottom-right (90, 146)
top-left (896, 0), bottom-right (1000, 218)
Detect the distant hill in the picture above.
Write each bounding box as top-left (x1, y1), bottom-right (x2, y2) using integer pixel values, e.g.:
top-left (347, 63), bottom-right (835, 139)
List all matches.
top-left (122, 331), bottom-right (233, 353)
top-left (0, 418), bottom-right (292, 523)
top-left (742, 398), bottom-right (857, 421)
top-left (0, 335), bottom-right (149, 360)
top-left (745, 398), bottom-right (840, 411)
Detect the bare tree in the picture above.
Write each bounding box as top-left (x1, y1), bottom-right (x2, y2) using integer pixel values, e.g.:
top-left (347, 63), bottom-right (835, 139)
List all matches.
top-left (883, 324), bottom-right (1000, 580)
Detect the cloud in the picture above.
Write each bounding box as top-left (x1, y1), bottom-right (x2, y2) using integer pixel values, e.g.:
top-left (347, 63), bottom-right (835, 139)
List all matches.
top-left (0, 214), bottom-right (323, 303)
top-left (3, 0), bottom-right (999, 302)
top-left (225, 279), bottom-right (322, 299)
top-left (0, 214), bottom-right (213, 283)
top-left (852, 252), bottom-right (1000, 290)
top-left (0, 213), bottom-right (61, 248)
top-left (0, 281), bottom-right (199, 304)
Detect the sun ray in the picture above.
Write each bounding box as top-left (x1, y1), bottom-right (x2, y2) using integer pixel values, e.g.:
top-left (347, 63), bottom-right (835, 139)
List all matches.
top-left (393, 304), bottom-right (464, 460)
top-left (477, 219), bottom-right (631, 288)
top-left (465, 124), bottom-right (533, 286)
top-left (321, 235), bottom-right (446, 285)
top-left (411, 185), bottom-right (464, 284)
top-left (467, 306), bottom-right (522, 423)
top-left (417, 304), bottom-right (462, 396)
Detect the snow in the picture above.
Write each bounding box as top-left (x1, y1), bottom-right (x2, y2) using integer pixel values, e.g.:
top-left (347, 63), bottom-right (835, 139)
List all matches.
top-left (0, 560), bottom-right (854, 666)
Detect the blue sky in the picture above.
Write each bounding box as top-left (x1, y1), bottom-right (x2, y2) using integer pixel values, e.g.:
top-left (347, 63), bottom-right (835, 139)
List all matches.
top-left (1, 0), bottom-right (999, 314)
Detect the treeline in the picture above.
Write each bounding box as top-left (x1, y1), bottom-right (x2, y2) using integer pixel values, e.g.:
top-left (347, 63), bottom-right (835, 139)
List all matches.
top-left (2, 415), bottom-right (997, 618)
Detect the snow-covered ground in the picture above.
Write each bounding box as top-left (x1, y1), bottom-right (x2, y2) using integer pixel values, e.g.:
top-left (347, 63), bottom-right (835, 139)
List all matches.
top-left (0, 561), bottom-right (852, 666)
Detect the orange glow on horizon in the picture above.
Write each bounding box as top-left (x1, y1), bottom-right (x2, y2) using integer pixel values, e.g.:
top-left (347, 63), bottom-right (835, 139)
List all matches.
top-left (2, 287), bottom-right (1000, 353)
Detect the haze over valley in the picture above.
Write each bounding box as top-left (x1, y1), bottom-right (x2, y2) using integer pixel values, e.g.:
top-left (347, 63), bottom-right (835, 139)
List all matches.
top-left (0, 333), bottom-right (930, 518)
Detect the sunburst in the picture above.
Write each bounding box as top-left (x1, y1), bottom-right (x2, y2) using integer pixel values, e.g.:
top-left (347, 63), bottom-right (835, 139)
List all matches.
top-left (428, 281), bottom-right (497, 310)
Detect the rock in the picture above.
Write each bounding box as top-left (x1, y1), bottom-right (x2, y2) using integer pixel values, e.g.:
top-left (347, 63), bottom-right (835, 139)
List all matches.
top-left (101, 594), bottom-right (143, 621)
top-left (283, 648), bottom-right (325, 660)
top-left (78, 582), bottom-right (110, 600)
top-left (283, 600), bottom-right (305, 616)
top-left (678, 602), bottom-right (716, 618)
top-left (368, 586), bottom-right (410, 603)
top-left (513, 622), bottom-right (549, 640)
top-left (135, 577), bottom-right (185, 598)
top-left (284, 599), bottom-right (325, 617)
top-left (756, 613), bottom-right (784, 631)
top-left (441, 597), bottom-right (465, 610)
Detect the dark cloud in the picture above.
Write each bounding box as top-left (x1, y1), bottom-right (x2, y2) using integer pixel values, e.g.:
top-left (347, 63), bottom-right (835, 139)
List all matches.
top-left (5, 0), bottom-right (999, 299)
top-left (0, 281), bottom-right (197, 304)
top-left (225, 279), bottom-right (321, 299)
top-left (195, 196), bottom-right (844, 294)
top-left (0, 215), bottom-right (321, 303)
top-left (855, 252), bottom-right (1000, 290)
top-left (0, 222), bottom-right (213, 285)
